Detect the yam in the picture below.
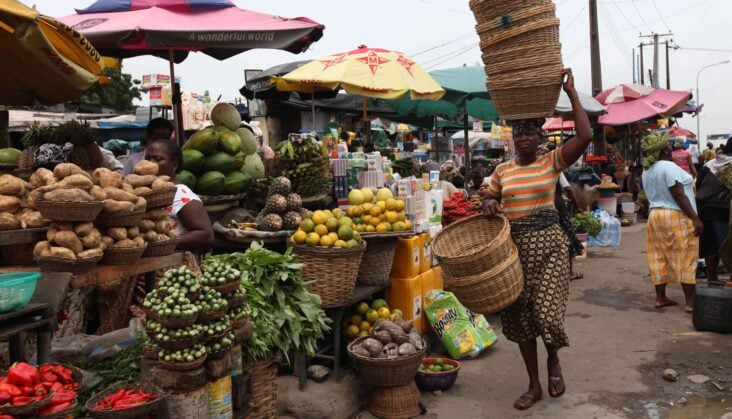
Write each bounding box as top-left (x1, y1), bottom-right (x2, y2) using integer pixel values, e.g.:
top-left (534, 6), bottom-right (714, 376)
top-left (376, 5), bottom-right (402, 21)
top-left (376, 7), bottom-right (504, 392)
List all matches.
top-left (103, 200), bottom-right (135, 213)
top-left (138, 219), bottom-right (155, 233)
top-left (101, 236), bottom-right (115, 249)
top-left (43, 189), bottom-right (93, 202)
top-left (103, 187), bottom-right (137, 203)
top-left (132, 236), bottom-right (146, 247)
top-left (49, 246), bottom-right (76, 259)
top-left (398, 343), bottom-right (417, 356)
top-left (30, 168), bottom-right (54, 189)
top-left (89, 185), bottom-right (107, 201)
top-left (81, 229), bottom-right (101, 249)
top-left (54, 231), bottom-right (83, 254)
top-left (373, 330), bottom-right (393, 345)
top-left (74, 222), bottom-right (94, 237)
top-left (46, 228), bottom-right (58, 242)
top-left (53, 163), bottom-right (88, 180)
top-left (0, 212), bottom-right (19, 231)
top-left (18, 210), bottom-right (47, 229)
top-left (144, 231), bottom-right (160, 242)
top-left (127, 226), bottom-right (140, 239)
top-left (154, 219), bottom-right (173, 234)
top-left (133, 197), bottom-right (147, 211)
top-left (133, 160), bottom-right (159, 176)
top-left (0, 175), bottom-right (25, 196)
top-left (157, 234), bottom-right (171, 242)
top-left (121, 183), bottom-right (134, 193)
top-left (51, 222), bottom-right (74, 231)
top-left (408, 330), bottom-right (423, 351)
top-left (400, 320), bottom-right (414, 334)
top-left (92, 168), bottom-right (123, 188)
top-left (0, 196), bottom-right (21, 213)
top-left (146, 208), bottom-right (168, 221)
top-left (58, 174), bottom-right (93, 190)
top-left (383, 343), bottom-right (399, 359)
top-left (112, 239), bottom-right (136, 248)
top-left (152, 178), bottom-right (175, 190)
top-left (77, 248), bottom-right (103, 259)
top-left (107, 227), bottom-right (127, 241)
top-left (167, 231), bottom-right (178, 239)
top-left (124, 174), bottom-right (156, 188)
top-left (351, 346), bottom-right (370, 358)
top-left (133, 187), bottom-right (152, 195)
top-left (363, 338), bottom-right (384, 358)
top-left (33, 241), bottom-right (51, 257)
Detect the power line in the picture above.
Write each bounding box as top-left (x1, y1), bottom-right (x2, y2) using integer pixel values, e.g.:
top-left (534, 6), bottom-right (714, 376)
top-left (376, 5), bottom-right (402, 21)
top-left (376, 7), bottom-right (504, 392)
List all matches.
top-left (651, 0), bottom-right (671, 32)
top-left (676, 47), bottom-right (732, 53)
top-left (613, 2), bottom-right (641, 34)
top-left (410, 32), bottom-right (475, 57)
top-left (599, 2), bottom-right (633, 67)
top-left (416, 0), bottom-right (469, 15)
top-left (564, 4), bottom-right (588, 30)
top-left (602, 0), bottom-right (710, 33)
top-left (632, 0), bottom-right (653, 32)
top-left (425, 43), bottom-right (480, 69)
top-left (420, 42), bottom-right (479, 66)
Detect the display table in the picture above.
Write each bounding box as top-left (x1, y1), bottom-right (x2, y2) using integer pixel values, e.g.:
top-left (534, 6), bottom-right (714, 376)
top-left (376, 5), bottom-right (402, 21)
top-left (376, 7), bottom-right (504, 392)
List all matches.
top-left (70, 253), bottom-right (183, 289)
top-left (296, 283), bottom-right (390, 390)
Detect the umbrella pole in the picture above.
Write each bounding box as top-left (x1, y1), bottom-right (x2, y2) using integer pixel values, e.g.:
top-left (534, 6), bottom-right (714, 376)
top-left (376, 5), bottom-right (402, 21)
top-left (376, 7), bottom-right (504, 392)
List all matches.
top-left (311, 93), bottom-right (316, 133)
top-left (463, 108), bottom-right (471, 177)
top-left (363, 96), bottom-right (369, 145)
top-left (168, 50), bottom-right (184, 145)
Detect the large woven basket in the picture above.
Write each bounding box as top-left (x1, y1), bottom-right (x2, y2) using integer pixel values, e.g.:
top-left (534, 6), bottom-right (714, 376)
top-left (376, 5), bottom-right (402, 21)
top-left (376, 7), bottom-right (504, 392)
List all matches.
top-left (101, 246), bottom-right (146, 265)
top-left (432, 215), bottom-right (514, 279)
top-left (143, 238), bottom-right (181, 257)
top-left (445, 246), bottom-right (524, 314)
top-left (35, 255), bottom-right (102, 274)
top-left (369, 382), bottom-right (422, 419)
top-left (348, 336), bottom-right (426, 388)
top-left (95, 210), bottom-right (145, 228)
top-left (290, 241), bottom-right (366, 308)
top-left (0, 393), bottom-right (51, 416)
top-left (36, 200), bottom-right (104, 222)
top-left (357, 237), bottom-right (398, 286)
top-left (248, 356), bottom-right (278, 419)
top-left (140, 187), bottom-right (176, 209)
top-left (86, 383), bottom-right (163, 418)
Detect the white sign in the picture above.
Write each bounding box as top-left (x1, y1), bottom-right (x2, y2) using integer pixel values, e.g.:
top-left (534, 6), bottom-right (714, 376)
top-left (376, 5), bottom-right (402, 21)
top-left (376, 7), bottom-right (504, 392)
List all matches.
top-left (473, 119), bottom-right (483, 132)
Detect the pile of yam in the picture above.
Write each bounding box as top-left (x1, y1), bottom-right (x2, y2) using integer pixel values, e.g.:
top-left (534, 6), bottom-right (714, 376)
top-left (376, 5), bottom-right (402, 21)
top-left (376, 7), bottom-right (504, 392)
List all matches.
top-left (350, 319), bottom-right (424, 359)
top-left (34, 221), bottom-right (104, 260)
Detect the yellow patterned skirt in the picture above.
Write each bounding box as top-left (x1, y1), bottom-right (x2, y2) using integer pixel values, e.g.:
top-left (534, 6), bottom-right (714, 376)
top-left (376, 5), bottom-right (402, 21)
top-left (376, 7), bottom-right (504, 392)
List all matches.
top-left (646, 208), bottom-right (699, 286)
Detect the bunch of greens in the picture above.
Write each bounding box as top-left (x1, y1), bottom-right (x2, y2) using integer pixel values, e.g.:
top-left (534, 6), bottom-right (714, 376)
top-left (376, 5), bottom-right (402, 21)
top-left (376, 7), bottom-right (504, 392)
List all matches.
top-left (571, 212), bottom-right (602, 237)
top-left (205, 243), bottom-right (331, 363)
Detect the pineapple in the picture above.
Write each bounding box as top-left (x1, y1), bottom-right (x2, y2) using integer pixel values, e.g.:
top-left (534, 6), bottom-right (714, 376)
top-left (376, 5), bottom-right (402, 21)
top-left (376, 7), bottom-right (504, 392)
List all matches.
top-left (282, 211), bottom-right (302, 231)
top-left (264, 194), bottom-right (287, 214)
top-left (268, 176), bottom-right (291, 197)
top-left (286, 193), bottom-right (302, 212)
top-left (257, 213), bottom-right (283, 231)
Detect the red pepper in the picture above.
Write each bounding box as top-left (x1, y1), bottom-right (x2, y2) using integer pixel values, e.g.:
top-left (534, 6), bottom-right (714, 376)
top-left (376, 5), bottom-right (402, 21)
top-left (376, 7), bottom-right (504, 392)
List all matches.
top-left (33, 384), bottom-right (47, 397)
top-left (52, 366), bottom-right (72, 384)
top-left (0, 384), bottom-right (21, 397)
top-left (7, 363), bottom-right (38, 387)
top-left (20, 386), bottom-right (32, 396)
top-left (50, 391), bottom-right (75, 405)
top-left (12, 396), bottom-right (35, 404)
top-left (50, 382), bottom-right (63, 393)
top-left (39, 401), bottom-right (71, 415)
top-left (0, 415), bottom-right (13, 419)
top-left (0, 391), bottom-right (10, 404)
top-left (40, 372), bottom-right (57, 383)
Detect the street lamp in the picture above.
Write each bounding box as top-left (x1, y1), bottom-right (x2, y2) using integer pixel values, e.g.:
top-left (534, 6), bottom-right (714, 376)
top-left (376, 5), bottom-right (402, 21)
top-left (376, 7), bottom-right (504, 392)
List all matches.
top-left (696, 60), bottom-right (730, 146)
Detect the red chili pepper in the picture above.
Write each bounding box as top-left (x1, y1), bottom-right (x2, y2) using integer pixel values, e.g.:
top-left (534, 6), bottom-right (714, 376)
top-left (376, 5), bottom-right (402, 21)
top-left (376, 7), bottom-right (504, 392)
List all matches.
top-left (0, 391), bottom-right (10, 405)
top-left (40, 372), bottom-right (57, 384)
top-left (38, 365), bottom-right (53, 375)
top-left (12, 396), bottom-right (35, 404)
top-left (50, 382), bottom-right (63, 393)
top-left (52, 366), bottom-right (72, 384)
top-left (0, 384), bottom-right (20, 397)
top-left (50, 390), bottom-right (75, 405)
top-left (7, 363), bottom-right (38, 387)
top-left (39, 401), bottom-right (71, 415)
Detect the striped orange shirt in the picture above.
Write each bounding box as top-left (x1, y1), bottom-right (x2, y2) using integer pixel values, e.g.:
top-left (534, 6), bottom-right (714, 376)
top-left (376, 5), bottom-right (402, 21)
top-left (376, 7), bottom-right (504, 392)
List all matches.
top-left (485, 148), bottom-right (568, 220)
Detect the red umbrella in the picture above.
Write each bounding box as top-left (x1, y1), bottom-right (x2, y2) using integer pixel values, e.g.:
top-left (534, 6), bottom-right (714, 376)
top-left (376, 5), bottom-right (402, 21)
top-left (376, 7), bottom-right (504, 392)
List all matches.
top-left (669, 126), bottom-right (697, 139)
top-left (595, 83), bottom-right (655, 104)
top-left (543, 117), bottom-right (574, 132)
top-left (596, 84), bottom-right (691, 126)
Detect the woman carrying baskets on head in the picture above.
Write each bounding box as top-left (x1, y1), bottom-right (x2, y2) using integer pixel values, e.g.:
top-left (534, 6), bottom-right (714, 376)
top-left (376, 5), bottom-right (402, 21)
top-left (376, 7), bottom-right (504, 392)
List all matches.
top-left (481, 69), bottom-right (592, 410)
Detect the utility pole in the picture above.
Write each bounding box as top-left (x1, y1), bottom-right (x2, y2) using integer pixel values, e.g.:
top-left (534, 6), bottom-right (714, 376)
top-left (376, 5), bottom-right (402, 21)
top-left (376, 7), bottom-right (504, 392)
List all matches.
top-left (639, 33), bottom-right (673, 88)
top-left (632, 48), bottom-right (636, 83)
top-left (665, 41), bottom-right (671, 89)
top-left (589, 0), bottom-right (602, 95)
top-left (639, 43), bottom-right (645, 85)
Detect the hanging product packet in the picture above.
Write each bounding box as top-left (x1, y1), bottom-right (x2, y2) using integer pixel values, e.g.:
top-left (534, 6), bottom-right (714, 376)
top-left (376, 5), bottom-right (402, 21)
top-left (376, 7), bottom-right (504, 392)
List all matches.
top-left (424, 290), bottom-right (498, 359)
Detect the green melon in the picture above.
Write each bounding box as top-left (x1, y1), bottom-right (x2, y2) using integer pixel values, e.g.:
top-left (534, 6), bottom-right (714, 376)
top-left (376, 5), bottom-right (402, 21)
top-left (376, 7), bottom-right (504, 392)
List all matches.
top-left (0, 148), bottom-right (21, 165)
top-left (213, 126), bottom-right (242, 154)
top-left (202, 151), bottom-right (237, 174)
top-left (223, 171), bottom-right (248, 195)
top-left (182, 149), bottom-right (205, 173)
top-left (240, 153), bottom-right (265, 179)
top-left (177, 170), bottom-right (197, 190)
top-left (182, 127), bottom-right (219, 155)
top-left (196, 171), bottom-right (226, 195)
top-left (211, 103), bottom-right (241, 131)
top-left (233, 152), bottom-right (246, 170)
top-left (236, 127), bottom-right (258, 155)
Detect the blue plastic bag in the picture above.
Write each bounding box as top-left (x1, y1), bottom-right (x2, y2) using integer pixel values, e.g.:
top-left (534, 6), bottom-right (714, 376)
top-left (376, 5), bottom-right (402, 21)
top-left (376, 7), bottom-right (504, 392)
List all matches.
top-left (588, 209), bottom-right (621, 247)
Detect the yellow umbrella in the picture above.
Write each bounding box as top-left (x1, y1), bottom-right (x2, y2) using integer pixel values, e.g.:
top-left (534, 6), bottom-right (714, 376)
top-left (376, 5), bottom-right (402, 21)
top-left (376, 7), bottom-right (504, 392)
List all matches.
top-left (274, 46), bottom-right (445, 136)
top-left (0, 0), bottom-right (107, 105)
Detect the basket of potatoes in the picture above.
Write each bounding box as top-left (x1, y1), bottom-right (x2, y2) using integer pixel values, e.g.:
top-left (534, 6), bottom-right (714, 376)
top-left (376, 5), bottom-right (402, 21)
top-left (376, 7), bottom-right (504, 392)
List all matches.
top-left (100, 226), bottom-right (147, 265)
top-left (88, 168), bottom-right (147, 227)
top-left (140, 207), bottom-right (180, 257)
top-left (30, 164), bottom-right (105, 222)
top-left (125, 160), bottom-right (176, 209)
top-left (33, 221), bottom-right (104, 274)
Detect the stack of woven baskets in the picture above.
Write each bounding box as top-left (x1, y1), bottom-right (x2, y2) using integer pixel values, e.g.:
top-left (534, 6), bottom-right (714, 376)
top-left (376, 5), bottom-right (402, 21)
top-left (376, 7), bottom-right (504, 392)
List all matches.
top-left (470, 0), bottom-right (564, 120)
top-left (432, 215), bottom-right (524, 314)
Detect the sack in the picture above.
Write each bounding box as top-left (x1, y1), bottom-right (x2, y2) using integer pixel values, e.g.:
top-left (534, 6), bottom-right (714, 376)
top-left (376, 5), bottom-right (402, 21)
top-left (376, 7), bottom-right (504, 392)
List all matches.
top-left (51, 318), bottom-right (144, 362)
top-left (588, 209), bottom-right (621, 247)
top-left (424, 290), bottom-right (497, 359)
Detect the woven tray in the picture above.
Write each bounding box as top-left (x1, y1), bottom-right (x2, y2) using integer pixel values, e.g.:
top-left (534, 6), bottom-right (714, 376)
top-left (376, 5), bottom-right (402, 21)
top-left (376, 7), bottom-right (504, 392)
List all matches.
top-left (212, 279), bottom-right (241, 294)
top-left (151, 335), bottom-right (201, 351)
top-left (36, 200), bottom-right (104, 222)
top-left (157, 313), bottom-right (198, 329)
top-left (35, 254), bottom-right (102, 274)
top-left (158, 355), bottom-right (206, 372)
top-left (290, 241), bottom-right (366, 308)
top-left (348, 336), bottom-right (426, 387)
top-left (86, 383), bottom-right (163, 419)
top-left (140, 187), bottom-right (176, 209)
top-left (143, 238), bottom-right (181, 257)
top-left (198, 309), bottom-right (227, 323)
top-left (213, 221), bottom-right (291, 243)
top-left (95, 210), bottom-right (145, 227)
top-left (101, 245), bottom-right (146, 265)
top-left (0, 392), bottom-right (51, 416)
top-left (357, 236), bottom-right (398, 286)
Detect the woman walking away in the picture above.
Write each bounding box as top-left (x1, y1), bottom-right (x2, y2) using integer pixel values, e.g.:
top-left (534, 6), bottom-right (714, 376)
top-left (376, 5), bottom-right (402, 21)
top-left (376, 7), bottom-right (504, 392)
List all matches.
top-left (642, 132), bottom-right (702, 313)
top-left (481, 69), bottom-right (592, 410)
top-left (671, 137), bottom-right (697, 178)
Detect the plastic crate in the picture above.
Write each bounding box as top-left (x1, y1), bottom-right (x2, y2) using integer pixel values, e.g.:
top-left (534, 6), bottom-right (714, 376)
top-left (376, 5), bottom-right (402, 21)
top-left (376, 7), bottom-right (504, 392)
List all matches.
top-left (0, 272), bottom-right (40, 313)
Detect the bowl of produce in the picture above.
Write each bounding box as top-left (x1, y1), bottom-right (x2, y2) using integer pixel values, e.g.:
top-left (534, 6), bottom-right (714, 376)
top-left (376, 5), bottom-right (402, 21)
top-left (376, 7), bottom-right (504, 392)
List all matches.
top-left (158, 343), bottom-right (207, 371)
top-left (0, 272), bottom-right (40, 313)
top-left (416, 357), bottom-right (461, 392)
top-left (86, 383), bottom-right (162, 419)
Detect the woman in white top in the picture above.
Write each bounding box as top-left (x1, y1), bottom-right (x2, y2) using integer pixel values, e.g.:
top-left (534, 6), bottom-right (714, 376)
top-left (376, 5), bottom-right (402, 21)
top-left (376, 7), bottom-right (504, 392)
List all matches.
top-left (144, 140), bottom-right (214, 253)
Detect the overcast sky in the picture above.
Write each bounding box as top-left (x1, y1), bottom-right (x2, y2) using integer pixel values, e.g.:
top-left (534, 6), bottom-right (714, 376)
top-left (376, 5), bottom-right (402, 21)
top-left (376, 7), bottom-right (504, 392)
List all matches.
top-left (34, 0), bottom-right (732, 139)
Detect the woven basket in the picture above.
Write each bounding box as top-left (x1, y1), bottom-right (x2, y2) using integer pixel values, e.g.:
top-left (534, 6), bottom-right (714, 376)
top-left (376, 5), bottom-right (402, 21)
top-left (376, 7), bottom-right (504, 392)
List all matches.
top-left (0, 393), bottom-right (51, 416)
top-left (226, 295), bottom-right (246, 309)
top-left (469, 0), bottom-right (551, 19)
top-left (445, 246), bottom-right (524, 314)
top-left (198, 309), bottom-right (227, 323)
top-left (140, 187), bottom-right (176, 209)
top-left (157, 313), bottom-right (198, 329)
top-left (207, 346), bottom-right (232, 360)
top-left (212, 279), bottom-right (241, 294)
top-left (369, 383), bottom-right (422, 419)
top-left (142, 343), bottom-right (160, 360)
top-left (101, 245), bottom-right (146, 265)
top-left (432, 215), bottom-right (514, 279)
top-left (248, 356), bottom-right (278, 419)
top-left (232, 317), bottom-right (249, 330)
top-left (158, 355), bottom-right (206, 372)
top-left (488, 80), bottom-right (563, 120)
top-left (203, 326), bottom-right (232, 343)
top-left (348, 336), bottom-right (426, 388)
top-left (40, 400), bottom-right (77, 419)
top-left (475, 3), bottom-right (556, 36)
top-left (36, 200), bottom-right (104, 222)
top-left (95, 210), bottom-right (145, 228)
top-left (86, 383), bottom-right (163, 418)
top-left (483, 45), bottom-right (563, 76)
top-left (35, 255), bottom-right (102, 274)
top-left (356, 237), bottom-right (398, 286)
top-left (143, 238), bottom-right (181, 257)
top-left (151, 335), bottom-right (201, 351)
top-left (291, 241), bottom-right (366, 308)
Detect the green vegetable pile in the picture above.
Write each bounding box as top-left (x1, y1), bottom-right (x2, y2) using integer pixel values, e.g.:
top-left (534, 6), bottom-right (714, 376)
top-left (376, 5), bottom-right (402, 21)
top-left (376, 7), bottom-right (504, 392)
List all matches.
top-left (197, 286), bottom-right (229, 314)
top-left (201, 260), bottom-right (241, 287)
top-left (229, 304), bottom-right (251, 321)
top-left (200, 314), bottom-right (231, 339)
top-left (144, 288), bottom-right (198, 319)
top-left (159, 343), bottom-right (207, 363)
top-left (418, 358), bottom-right (455, 373)
top-left (206, 332), bottom-right (235, 355)
top-left (146, 320), bottom-right (201, 342)
top-left (157, 266), bottom-right (202, 297)
top-left (205, 243), bottom-right (331, 363)
top-left (571, 212), bottom-right (602, 237)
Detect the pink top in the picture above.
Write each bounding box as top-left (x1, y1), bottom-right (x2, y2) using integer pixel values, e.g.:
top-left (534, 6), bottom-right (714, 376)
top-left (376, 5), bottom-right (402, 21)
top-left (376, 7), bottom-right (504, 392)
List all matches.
top-left (672, 149), bottom-right (692, 174)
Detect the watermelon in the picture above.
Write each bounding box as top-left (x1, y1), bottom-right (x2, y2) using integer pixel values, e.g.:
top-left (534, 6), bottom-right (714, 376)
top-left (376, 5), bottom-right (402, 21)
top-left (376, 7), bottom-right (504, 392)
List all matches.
top-left (233, 152), bottom-right (246, 170)
top-left (0, 148), bottom-right (21, 165)
top-left (177, 170), bottom-right (197, 190)
top-left (241, 153), bottom-right (265, 179)
top-left (211, 103), bottom-right (241, 131)
top-left (223, 171), bottom-right (248, 195)
top-left (182, 149), bottom-right (205, 172)
top-left (196, 171), bottom-right (226, 195)
top-left (215, 127), bottom-right (242, 155)
top-left (183, 127), bottom-right (219, 155)
top-left (202, 151), bottom-right (237, 174)
top-left (236, 127), bottom-right (258, 155)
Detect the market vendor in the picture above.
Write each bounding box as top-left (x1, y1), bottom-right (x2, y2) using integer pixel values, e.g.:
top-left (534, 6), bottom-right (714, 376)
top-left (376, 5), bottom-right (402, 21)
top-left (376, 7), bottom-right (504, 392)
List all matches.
top-left (481, 69), bottom-right (592, 410)
top-left (144, 140), bottom-right (214, 254)
top-left (122, 118), bottom-right (175, 176)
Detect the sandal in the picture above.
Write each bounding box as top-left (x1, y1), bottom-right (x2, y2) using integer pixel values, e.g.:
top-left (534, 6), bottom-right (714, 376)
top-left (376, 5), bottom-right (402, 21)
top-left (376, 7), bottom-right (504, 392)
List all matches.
top-left (513, 392), bottom-right (542, 410)
top-left (570, 272), bottom-right (584, 280)
top-left (548, 376), bottom-right (566, 397)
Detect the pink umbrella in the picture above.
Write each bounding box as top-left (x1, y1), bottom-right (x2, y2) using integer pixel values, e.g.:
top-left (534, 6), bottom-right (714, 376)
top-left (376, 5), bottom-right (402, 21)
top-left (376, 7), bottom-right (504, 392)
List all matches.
top-left (543, 117), bottom-right (575, 132)
top-left (669, 126), bottom-right (697, 139)
top-left (596, 86), bottom-right (691, 126)
top-left (595, 83), bottom-right (655, 104)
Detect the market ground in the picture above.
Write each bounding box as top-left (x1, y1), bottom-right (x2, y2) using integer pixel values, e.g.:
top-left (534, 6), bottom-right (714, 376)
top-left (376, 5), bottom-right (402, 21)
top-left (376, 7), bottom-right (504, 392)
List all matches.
top-left (277, 223), bottom-right (732, 419)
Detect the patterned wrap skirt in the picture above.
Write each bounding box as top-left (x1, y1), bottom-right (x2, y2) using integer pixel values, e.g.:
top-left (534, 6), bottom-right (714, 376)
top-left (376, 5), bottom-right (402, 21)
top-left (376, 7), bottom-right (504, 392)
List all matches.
top-left (646, 208), bottom-right (698, 286)
top-left (501, 210), bottom-right (571, 349)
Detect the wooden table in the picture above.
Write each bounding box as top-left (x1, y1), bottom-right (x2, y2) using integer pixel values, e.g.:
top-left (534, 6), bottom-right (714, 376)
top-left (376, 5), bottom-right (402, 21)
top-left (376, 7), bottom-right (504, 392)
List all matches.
top-left (71, 253), bottom-right (183, 289)
top-left (0, 228), bottom-right (47, 246)
top-left (0, 303), bottom-right (53, 363)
